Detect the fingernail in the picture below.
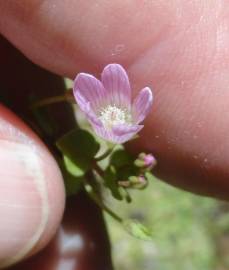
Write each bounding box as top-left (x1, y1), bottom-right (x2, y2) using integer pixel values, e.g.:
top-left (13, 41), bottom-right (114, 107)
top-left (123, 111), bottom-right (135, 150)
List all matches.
top-left (0, 139), bottom-right (50, 268)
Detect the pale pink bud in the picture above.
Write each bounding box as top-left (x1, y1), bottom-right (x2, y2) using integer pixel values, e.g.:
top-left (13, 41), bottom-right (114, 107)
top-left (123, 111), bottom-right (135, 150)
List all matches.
top-left (135, 153), bottom-right (157, 169)
top-left (143, 154), bottom-right (157, 168)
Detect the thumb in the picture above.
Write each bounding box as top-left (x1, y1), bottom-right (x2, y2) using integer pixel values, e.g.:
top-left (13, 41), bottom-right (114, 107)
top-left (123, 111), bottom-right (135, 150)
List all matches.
top-left (0, 105), bottom-right (65, 268)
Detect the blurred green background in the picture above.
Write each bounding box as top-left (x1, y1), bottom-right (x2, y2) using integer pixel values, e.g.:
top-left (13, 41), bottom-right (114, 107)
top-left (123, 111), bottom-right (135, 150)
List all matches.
top-left (105, 177), bottom-right (229, 270)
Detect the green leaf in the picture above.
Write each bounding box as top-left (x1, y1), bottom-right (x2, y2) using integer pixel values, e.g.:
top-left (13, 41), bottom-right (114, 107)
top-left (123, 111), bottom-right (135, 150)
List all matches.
top-left (61, 167), bottom-right (83, 196)
top-left (104, 165), bottom-right (123, 200)
top-left (57, 129), bottom-right (100, 159)
top-left (109, 149), bottom-right (139, 181)
top-left (63, 155), bottom-right (84, 177)
top-left (118, 165), bottom-right (139, 180)
top-left (56, 129), bottom-right (100, 174)
top-left (124, 219), bottom-right (153, 241)
top-left (110, 149), bottom-right (133, 168)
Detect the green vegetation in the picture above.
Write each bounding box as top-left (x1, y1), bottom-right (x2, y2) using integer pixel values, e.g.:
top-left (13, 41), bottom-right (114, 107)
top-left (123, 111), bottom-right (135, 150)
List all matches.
top-left (105, 177), bottom-right (229, 270)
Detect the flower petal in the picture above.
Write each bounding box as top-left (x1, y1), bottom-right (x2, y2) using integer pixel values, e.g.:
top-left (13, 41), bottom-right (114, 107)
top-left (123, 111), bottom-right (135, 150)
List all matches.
top-left (132, 87), bottom-right (153, 124)
top-left (101, 64), bottom-right (131, 109)
top-left (73, 73), bottom-right (107, 111)
top-left (92, 124), bottom-right (142, 144)
top-left (74, 91), bottom-right (102, 126)
top-left (112, 124), bottom-right (143, 136)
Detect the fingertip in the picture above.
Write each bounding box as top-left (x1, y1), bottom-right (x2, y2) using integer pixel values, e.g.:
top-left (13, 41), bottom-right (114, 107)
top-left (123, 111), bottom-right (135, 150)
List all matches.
top-left (0, 105), bottom-right (65, 268)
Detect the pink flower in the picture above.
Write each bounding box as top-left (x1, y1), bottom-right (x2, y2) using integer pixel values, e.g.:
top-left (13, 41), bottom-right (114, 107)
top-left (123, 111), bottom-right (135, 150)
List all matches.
top-left (144, 154), bottom-right (157, 167)
top-left (73, 64), bottom-right (153, 144)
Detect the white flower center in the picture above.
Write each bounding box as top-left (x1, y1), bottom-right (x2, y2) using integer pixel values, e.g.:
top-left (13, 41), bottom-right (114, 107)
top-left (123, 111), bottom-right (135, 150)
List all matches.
top-left (99, 105), bottom-right (131, 129)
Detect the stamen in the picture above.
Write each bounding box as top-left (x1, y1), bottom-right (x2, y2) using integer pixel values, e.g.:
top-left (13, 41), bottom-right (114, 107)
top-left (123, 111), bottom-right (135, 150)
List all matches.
top-left (99, 105), bottom-right (131, 129)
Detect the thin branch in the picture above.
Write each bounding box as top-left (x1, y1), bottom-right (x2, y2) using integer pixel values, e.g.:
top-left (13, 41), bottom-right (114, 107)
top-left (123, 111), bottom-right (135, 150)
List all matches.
top-left (30, 90), bottom-right (74, 109)
top-left (84, 183), bottom-right (123, 223)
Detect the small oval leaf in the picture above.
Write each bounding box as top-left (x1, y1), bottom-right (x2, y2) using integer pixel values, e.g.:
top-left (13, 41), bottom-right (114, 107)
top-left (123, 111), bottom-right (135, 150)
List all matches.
top-left (124, 219), bottom-right (153, 241)
top-left (56, 129), bottom-right (100, 173)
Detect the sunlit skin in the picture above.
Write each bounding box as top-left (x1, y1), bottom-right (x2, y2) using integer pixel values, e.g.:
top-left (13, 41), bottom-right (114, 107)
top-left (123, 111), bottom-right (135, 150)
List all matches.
top-left (0, 0), bottom-right (229, 268)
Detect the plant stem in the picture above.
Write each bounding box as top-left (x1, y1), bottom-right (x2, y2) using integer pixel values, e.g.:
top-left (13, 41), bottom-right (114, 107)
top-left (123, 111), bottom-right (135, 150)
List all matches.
top-left (93, 162), bottom-right (105, 177)
top-left (93, 194), bottom-right (123, 223)
top-left (30, 91), bottom-right (74, 109)
top-left (84, 183), bottom-right (123, 223)
top-left (95, 145), bottom-right (115, 161)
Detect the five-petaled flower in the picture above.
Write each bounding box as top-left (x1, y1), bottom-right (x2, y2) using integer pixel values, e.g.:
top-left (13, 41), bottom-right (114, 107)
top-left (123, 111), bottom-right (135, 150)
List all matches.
top-left (73, 64), bottom-right (153, 144)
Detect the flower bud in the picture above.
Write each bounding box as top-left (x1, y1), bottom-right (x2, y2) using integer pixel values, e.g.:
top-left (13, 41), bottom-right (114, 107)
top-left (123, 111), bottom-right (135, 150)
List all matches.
top-left (129, 175), bottom-right (148, 189)
top-left (134, 153), bottom-right (157, 169)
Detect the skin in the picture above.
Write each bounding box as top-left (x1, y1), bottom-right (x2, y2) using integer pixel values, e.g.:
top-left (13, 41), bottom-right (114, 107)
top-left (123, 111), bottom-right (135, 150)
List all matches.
top-left (0, 0), bottom-right (229, 267)
top-left (0, 36), bottom-right (112, 270)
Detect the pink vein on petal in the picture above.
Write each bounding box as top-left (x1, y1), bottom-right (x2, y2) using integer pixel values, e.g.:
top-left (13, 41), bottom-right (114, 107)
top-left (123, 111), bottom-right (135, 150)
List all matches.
top-left (101, 64), bottom-right (131, 109)
top-left (92, 124), bottom-right (143, 144)
top-left (74, 91), bottom-right (102, 126)
top-left (112, 124), bottom-right (143, 136)
top-left (74, 73), bottom-right (107, 111)
top-left (132, 87), bottom-right (153, 124)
